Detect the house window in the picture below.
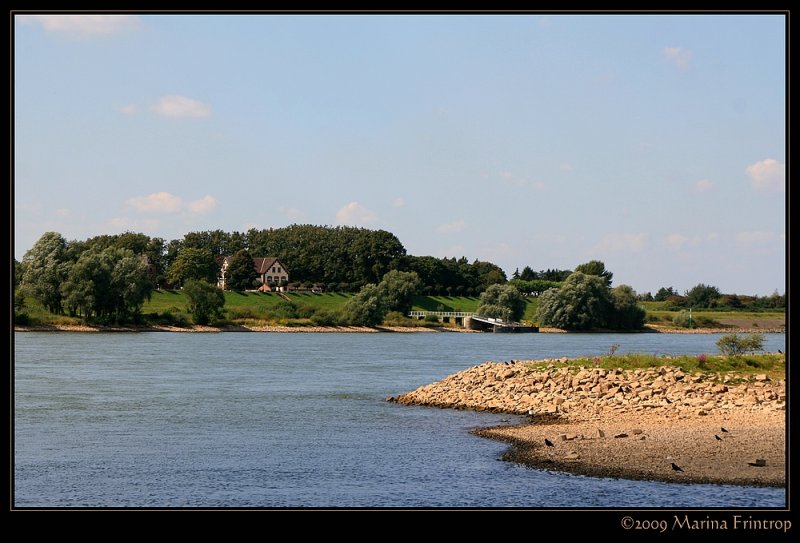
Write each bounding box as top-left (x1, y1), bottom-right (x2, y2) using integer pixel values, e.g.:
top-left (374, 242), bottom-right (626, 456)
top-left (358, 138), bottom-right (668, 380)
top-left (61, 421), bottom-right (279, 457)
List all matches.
top-left (267, 276), bottom-right (272, 283)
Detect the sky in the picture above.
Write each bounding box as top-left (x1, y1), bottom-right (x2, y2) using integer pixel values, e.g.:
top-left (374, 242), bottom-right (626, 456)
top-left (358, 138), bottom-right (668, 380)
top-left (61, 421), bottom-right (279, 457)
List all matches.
top-left (12, 13), bottom-right (786, 296)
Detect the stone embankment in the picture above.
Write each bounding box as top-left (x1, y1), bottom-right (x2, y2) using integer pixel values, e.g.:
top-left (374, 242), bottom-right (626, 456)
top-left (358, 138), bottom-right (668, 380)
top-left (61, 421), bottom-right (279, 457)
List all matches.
top-left (388, 359), bottom-right (785, 421)
top-left (389, 358), bottom-right (786, 487)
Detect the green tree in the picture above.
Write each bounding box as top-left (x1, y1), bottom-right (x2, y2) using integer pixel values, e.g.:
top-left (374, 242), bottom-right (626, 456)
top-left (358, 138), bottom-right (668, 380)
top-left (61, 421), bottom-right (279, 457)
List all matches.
top-left (111, 252), bottom-right (153, 320)
top-left (60, 247), bottom-right (151, 320)
top-left (608, 285), bottom-right (646, 330)
top-left (519, 266), bottom-right (538, 281)
top-left (685, 283), bottom-right (721, 309)
top-left (476, 284), bottom-right (526, 323)
top-left (225, 249), bottom-right (257, 291)
top-left (654, 286), bottom-right (676, 301)
top-left (21, 232), bottom-right (70, 313)
top-left (341, 283), bottom-right (387, 326)
top-left (574, 260), bottom-right (613, 287)
top-left (167, 248), bottom-right (219, 287)
top-left (184, 279), bottom-right (225, 325)
top-left (716, 333), bottom-right (765, 356)
top-left (377, 270), bottom-right (421, 314)
top-left (535, 272), bottom-right (612, 330)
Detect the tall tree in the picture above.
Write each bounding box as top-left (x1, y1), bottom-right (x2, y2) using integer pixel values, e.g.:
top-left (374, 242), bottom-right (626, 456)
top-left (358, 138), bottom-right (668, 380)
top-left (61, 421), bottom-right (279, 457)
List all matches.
top-left (608, 285), bottom-right (646, 330)
top-left (167, 248), bottom-right (219, 287)
top-left (574, 260), bottom-right (613, 287)
top-left (476, 284), bottom-right (526, 323)
top-left (535, 272), bottom-right (612, 330)
top-left (225, 249), bottom-right (257, 291)
top-left (184, 279), bottom-right (225, 325)
top-left (519, 266), bottom-right (538, 281)
top-left (685, 283), bottom-right (722, 309)
top-left (341, 283), bottom-right (387, 326)
top-left (377, 270), bottom-right (422, 314)
top-left (21, 232), bottom-right (70, 313)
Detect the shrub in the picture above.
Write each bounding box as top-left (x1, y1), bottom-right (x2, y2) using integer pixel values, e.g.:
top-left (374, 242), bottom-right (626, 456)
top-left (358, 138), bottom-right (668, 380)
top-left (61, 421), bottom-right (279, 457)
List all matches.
top-left (310, 309), bottom-right (341, 326)
top-left (383, 311), bottom-right (410, 326)
top-left (672, 310), bottom-right (691, 328)
top-left (716, 333), bottom-right (765, 356)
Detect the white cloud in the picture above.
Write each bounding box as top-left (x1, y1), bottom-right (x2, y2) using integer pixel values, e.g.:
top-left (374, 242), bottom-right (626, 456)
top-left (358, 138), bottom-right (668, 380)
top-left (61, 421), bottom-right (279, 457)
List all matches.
top-left (152, 95), bottom-right (212, 118)
top-left (125, 192), bottom-right (217, 216)
top-left (336, 201), bottom-right (377, 225)
top-left (126, 192), bottom-right (183, 214)
top-left (666, 233), bottom-right (689, 251)
top-left (118, 104), bottom-right (137, 115)
top-left (663, 47), bottom-right (693, 69)
top-left (187, 195), bottom-right (217, 215)
top-left (559, 163), bottom-right (573, 172)
top-left (592, 233), bottom-right (647, 253)
top-left (436, 220), bottom-right (466, 234)
top-left (391, 197), bottom-right (406, 208)
top-left (18, 14), bottom-right (140, 37)
top-left (693, 179), bottom-right (713, 193)
top-left (736, 231), bottom-right (776, 244)
top-left (746, 158), bottom-right (785, 192)
top-left (281, 207), bottom-right (306, 221)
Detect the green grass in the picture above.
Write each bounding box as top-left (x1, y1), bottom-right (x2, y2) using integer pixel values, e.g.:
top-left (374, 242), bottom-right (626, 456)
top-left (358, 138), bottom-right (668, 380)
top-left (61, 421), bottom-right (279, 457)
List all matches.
top-left (14, 287), bottom-right (784, 331)
top-left (524, 352), bottom-right (785, 380)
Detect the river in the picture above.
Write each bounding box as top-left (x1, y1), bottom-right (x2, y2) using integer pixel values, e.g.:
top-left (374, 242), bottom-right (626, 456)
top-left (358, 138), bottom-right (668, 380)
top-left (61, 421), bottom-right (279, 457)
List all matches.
top-left (14, 331), bottom-right (786, 508)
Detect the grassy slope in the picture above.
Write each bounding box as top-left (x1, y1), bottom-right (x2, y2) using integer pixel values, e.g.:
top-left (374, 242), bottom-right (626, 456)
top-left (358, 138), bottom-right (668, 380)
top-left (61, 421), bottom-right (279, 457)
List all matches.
top-left (16, 289), bottom-right (783, 329)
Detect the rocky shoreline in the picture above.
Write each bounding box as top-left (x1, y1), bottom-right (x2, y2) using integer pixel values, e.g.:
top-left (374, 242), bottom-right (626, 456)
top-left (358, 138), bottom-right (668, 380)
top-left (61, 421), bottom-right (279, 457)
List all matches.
top-left (388, 358), bottom-right (786, 487)
top-left (13, 324), bottom-right (785, 334)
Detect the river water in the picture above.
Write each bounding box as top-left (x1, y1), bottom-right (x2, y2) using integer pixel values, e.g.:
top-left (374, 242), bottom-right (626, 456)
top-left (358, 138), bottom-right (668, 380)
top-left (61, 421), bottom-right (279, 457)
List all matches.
top-left (14, 332), bottom-right (786, 508)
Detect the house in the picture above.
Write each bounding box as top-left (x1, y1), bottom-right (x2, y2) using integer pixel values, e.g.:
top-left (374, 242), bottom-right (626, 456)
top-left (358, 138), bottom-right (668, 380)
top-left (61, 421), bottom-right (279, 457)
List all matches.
top-left (218, 256), bottom-right (290, 291)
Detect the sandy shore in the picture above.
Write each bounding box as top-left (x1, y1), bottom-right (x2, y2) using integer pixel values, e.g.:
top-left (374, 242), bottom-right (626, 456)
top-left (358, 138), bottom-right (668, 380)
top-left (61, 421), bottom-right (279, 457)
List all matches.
top-left (390, 359), bottom-right (786, 488)
top-left (475, 410), bottom-right (785, 487)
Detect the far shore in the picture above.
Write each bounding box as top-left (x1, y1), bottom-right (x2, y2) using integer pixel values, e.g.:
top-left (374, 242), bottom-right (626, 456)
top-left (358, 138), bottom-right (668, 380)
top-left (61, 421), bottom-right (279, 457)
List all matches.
top-left (13, 323), bottom-right (785, 334)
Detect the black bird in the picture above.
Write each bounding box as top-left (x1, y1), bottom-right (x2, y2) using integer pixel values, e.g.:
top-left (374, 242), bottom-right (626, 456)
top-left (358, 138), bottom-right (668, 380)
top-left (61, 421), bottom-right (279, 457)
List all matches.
top-left (777, 349), bottom-right (782, 354)
top-left (671, 463), bottom-right (684, 472)
top-left (721, 427), bottom-right (729, 433)
top-left (544, 438), bottom-right (554, 447)
top-left (715, 435), bottom-right (723, 441)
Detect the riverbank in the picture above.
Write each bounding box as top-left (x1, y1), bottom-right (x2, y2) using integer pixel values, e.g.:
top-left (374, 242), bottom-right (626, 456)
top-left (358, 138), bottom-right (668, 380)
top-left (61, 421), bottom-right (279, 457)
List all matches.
top-left (13, 323), bottom-right (786, 334)
top-left (389, 358), bottom-right (786, 487)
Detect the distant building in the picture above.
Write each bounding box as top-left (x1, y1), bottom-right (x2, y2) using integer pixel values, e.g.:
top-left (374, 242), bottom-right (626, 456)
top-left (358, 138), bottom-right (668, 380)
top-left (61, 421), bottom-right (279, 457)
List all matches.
top-left (218, 256), bottom-right (289, 291)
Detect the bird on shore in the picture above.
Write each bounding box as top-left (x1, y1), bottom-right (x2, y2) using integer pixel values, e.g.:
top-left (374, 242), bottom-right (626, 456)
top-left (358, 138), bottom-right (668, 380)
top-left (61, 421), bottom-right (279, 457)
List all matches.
top-left (544, 438), bottom-right (554, 447)
top-left (671, 463), bottom-right (684, 472)
top-left (777, 349), bottom-right (782, 354)
top-left (721, 427), bottom-right (729, 433)
top-left (715, 434), bottom-right (723, 441)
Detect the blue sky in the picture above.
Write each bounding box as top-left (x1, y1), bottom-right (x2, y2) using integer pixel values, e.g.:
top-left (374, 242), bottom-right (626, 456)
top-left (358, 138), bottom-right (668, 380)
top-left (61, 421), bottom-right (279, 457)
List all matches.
top-left (13, 13), bottom-right (786, 296)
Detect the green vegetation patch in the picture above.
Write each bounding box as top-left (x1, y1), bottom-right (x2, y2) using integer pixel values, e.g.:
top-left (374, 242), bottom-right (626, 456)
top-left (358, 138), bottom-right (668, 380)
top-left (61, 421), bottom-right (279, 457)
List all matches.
top-left (523, 352), bottom-right (784, 380)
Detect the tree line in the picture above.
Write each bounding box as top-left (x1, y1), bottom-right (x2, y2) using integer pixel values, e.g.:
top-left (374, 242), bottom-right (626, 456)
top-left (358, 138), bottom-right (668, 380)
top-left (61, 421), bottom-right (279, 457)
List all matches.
top-left (15, 228), bottom-right (785, 328)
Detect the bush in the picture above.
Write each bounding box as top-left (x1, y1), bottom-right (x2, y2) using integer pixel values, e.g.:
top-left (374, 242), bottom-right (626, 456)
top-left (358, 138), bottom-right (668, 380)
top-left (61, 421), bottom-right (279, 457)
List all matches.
top-left (310, 309), bottom-right (341, 326)
top-left (184, 279), bottom-right (225, 325)
top-left (672, 310), bottom-right (692, 328)
top-left (14, 312), bottom-right (30, 326)
top-left (716, 333), bottom-right (765, 356)
top-left (266, 300), bottom-right (299, 319)
top-left (383, 311), bottom-right (410, 326)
